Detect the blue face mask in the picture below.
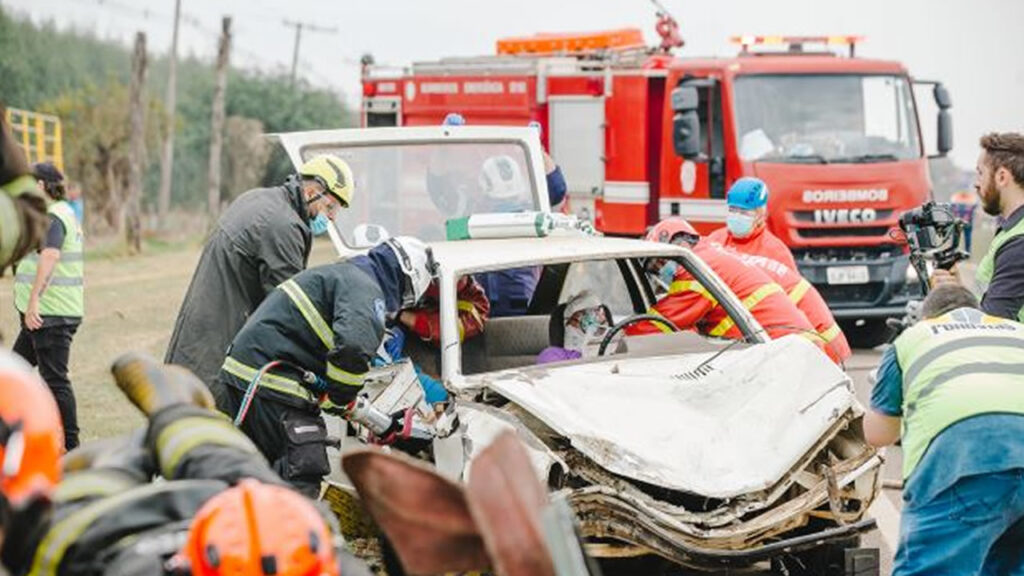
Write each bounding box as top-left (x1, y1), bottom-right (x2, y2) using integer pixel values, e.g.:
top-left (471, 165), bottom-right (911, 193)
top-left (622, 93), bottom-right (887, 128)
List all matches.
top-left (658, 260), bottom-right (679, 287)
top-left (309, 213), bottom-right (330, 236)
top-left (727, 213), bottom-right (756, 238)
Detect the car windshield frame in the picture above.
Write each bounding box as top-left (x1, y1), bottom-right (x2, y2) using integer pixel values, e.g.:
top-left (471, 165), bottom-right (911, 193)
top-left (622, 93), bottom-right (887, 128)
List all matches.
top-left (433, 241), bottom-right (768, 385)
top-left (732, 73), bottom-right (923, 164)
top-left (276, 126), bottom-right (552, 253)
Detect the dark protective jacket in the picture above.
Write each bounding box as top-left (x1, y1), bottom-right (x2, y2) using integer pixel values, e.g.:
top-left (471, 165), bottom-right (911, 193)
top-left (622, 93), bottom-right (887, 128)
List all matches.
top-left (215, 246), bottom-right (406, 411)
top-left (165, 178), bottom-right (312, 386)
top-left (13, 404), bottom-right (371, 576)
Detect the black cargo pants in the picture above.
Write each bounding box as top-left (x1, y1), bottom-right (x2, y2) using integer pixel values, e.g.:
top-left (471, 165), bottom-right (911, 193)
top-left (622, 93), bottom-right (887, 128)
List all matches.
top-left (211, 375), bottom-right (331, 499)
top-left (13, 319), bottom-right (80, 450)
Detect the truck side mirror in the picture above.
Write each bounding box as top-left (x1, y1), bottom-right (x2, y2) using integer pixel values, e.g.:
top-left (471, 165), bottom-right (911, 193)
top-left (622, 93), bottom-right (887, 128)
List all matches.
top-left (934, 84), bottom-right (953, 156)
top-left (671, 85), bottom-right (701, 159)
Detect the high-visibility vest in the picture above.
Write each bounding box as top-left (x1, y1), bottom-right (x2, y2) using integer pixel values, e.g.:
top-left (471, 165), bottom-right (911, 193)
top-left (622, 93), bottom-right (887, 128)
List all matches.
top-left (14, 200), bottom-right (84, 318)
top-left (976, 216), bottom-right (1024, 322)
top-left (893, 307), bottom-right (1024, 479)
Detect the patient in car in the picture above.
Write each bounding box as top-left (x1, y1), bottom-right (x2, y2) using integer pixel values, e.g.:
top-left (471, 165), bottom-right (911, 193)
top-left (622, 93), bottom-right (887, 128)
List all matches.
top-left (536, 290), bottom-right (612, 364)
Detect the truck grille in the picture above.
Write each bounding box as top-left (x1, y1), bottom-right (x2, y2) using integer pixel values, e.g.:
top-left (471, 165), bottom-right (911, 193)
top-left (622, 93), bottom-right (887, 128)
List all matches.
top-left (797, 226), bottom-right (892, 239)
top-left (817, 282), bottom-right (885, 304)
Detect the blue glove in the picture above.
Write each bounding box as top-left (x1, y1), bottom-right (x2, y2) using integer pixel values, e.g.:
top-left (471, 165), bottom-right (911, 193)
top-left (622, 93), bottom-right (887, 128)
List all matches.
top-left (414, 365), bottom-right (449, 404)
top-left (384, 326), bottom-right (406, 361)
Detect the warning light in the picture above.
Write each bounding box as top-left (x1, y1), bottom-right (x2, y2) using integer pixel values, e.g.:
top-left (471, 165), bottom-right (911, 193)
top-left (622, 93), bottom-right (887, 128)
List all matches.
top-left (730, 35), bottom-right (864, 57)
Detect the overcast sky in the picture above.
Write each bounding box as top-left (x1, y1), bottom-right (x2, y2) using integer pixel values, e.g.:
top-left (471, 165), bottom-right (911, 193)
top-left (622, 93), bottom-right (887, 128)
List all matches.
top-left (5, 0), bottom-right (1022, 169)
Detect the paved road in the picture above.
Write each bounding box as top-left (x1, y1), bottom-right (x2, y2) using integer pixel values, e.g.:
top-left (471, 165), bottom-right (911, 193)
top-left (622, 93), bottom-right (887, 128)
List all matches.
top-left (848, 347), bottom-right (903, 576)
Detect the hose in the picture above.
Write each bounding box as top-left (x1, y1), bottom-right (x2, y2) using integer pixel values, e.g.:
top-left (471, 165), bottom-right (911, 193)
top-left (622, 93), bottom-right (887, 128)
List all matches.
top-left (233, 359), bottom-right (320, 426)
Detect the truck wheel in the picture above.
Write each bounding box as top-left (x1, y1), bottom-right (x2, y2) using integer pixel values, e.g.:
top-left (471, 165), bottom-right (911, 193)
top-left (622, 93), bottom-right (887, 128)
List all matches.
top-left (840, 319), bottom-right (893, 349)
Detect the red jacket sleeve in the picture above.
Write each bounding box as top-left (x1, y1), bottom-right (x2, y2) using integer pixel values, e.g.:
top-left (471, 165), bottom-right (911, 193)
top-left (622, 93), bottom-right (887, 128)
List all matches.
top-left (408, 277), bottom-right (490, 345)
top-left (626, 272), bottom-right (715, 335)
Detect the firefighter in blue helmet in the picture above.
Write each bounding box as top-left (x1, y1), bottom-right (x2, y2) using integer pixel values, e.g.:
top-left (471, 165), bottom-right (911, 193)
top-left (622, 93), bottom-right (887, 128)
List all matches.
top-left (210, 237), bottom-right (435, 497)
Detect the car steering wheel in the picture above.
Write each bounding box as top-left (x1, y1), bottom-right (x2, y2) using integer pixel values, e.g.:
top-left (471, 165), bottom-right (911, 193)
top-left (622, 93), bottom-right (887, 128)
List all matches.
top-left (597, 314), bottom-right (680, 356)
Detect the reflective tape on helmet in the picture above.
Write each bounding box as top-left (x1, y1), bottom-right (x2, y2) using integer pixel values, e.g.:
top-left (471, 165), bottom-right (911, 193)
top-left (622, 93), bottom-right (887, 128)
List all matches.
top-left (222, 357), bottom-right (316, 403)
top-left (154, 415), bottom-right (260, 479)
top-left (280, 280), bottom-right (335, 349)
top-left (709, 283), bottom-right (783, 337)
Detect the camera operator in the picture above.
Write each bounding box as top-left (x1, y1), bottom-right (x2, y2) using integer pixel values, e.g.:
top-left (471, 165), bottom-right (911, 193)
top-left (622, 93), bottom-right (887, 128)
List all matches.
top-left (932, 132), bottom-right (1024, 322)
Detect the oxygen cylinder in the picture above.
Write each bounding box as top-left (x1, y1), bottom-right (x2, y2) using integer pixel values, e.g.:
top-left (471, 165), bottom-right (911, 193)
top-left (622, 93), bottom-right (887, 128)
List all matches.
top-left (446, 212), bottom-right (553, 240)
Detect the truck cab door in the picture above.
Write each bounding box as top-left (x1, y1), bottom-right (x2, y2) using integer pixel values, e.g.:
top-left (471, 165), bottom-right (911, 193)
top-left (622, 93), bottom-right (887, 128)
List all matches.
top-left (683, 77), bottom-right (727, 199)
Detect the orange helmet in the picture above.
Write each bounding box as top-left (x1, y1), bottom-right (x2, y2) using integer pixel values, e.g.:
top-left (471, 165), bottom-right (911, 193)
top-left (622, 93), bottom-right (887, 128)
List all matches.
top-left (646, 218), bottom-right (699, 246)
top-left (0, 351), bottom-right (62, 522)
top-left (179, 480), bottom-right (339, 576)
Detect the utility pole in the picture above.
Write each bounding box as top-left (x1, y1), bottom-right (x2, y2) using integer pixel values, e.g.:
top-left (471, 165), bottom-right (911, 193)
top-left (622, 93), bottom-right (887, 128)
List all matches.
top-left (207, 16), bottom-right (231, 222)
top-left (156, 0), bottom-right (181, 229)
top-left (127, 31), bottom-right (147, 254)
top-left (282, 19), bottom-right (337, 87)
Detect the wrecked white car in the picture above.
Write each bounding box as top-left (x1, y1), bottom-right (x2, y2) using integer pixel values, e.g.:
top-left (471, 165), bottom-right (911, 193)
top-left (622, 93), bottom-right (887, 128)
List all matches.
top-left (278, 127), bottom-right (881, 574)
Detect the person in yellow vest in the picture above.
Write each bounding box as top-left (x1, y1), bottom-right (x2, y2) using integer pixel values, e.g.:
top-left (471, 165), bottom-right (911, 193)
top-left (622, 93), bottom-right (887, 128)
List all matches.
top-left (933, 132), bottom-right (1024, 322)
top-left (864, 284), bottom-right (1024, 575)
top-left (11, 162), bottom-right (84, 451)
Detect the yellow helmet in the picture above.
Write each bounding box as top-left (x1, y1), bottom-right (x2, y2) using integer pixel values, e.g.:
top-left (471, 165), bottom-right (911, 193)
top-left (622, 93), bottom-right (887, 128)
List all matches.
top-left (299, 154), bottom-right (354, 207)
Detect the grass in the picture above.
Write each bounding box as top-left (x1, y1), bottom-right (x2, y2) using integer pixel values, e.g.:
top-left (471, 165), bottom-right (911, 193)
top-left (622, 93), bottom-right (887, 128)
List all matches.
top-left (0, 236), bottom-right (339, 441)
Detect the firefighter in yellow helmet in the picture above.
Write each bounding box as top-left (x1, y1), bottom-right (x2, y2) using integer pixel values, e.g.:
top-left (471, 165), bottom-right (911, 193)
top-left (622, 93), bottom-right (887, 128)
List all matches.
top-left (166, 155), bottom-right (355, 388)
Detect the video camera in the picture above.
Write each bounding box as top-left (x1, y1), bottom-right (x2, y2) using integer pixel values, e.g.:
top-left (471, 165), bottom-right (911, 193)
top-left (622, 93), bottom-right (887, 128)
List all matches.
top-left (897, 201), bottom-right (970, 294)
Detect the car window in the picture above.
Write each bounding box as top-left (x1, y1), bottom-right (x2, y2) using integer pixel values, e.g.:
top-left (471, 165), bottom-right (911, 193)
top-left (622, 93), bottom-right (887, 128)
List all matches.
top-left (559, 259), bottom-right (634, 320)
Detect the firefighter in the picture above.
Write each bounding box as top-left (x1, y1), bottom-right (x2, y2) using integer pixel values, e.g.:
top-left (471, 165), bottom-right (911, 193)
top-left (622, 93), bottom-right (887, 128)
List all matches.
top-left (398, 275), bottom-right (490, 346)
top-left (0, 102), bottom-right (49, 287)
top-left (0, 351), bottom-right (372, 576)
top-left (211, 237), bottom-right (435, 497)
top-left (635, 218), bottom-right (818, 343)
top-left (864, 285), bottom-right (1024, 575)
top-left (165, 154), bottom-right (354, 387)
top-left (713, 244), bottom-right (852, 364)
top-left (12, 162), bottom-right (84, 451)
top-left (707, 177), bottom-right (798, 271)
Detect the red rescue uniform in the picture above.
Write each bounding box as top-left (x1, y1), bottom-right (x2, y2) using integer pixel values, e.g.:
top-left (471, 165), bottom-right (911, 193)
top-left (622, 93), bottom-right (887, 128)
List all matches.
top-left (707, 224), bottom-right (798, 272)
top-left (405, 276), bottom-right (490, 345)
top-left (715, 246), bottom-right (852, 364)
top-left (631, 242), bottom-right (818, 343)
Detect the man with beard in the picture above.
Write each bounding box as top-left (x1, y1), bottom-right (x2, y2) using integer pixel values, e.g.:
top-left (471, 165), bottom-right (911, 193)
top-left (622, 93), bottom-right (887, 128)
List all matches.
top-left (933, 133), bottom-right (1024, 322)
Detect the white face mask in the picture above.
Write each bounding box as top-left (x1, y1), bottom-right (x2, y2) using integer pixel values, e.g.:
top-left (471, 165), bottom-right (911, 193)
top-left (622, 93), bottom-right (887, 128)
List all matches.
top-left (564, 325), bottom-right (588, 353)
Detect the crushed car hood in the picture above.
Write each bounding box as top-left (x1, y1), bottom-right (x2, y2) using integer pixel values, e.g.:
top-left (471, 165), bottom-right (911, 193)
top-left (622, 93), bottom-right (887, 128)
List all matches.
top-left (478, 336), bottom-right (852, 499)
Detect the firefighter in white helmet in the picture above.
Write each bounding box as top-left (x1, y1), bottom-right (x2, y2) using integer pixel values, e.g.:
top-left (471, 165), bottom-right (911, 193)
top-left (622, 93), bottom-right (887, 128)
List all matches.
top-left (210, 237), bottom-right (436, 497)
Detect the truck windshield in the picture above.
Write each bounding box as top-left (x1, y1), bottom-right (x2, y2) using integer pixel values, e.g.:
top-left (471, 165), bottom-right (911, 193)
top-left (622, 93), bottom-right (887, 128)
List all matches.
top-left (299, 141), bottom-right (538, 247)
top-left (734, 74), bottom-right (922, 163)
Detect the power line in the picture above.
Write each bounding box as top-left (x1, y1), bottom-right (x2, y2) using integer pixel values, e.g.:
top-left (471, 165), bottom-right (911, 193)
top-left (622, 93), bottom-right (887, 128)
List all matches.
top-left (281, 19), bottom-right (338, 88)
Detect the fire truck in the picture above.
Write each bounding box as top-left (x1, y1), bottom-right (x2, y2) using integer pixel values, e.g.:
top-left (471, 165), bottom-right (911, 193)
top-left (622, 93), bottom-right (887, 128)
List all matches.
top-left (359, 22), bottom-right (954, 347)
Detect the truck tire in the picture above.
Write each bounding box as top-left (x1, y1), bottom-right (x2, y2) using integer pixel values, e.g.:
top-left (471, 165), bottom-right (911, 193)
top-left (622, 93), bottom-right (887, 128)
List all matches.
top-left (840, 319), bottom-right (893, 349)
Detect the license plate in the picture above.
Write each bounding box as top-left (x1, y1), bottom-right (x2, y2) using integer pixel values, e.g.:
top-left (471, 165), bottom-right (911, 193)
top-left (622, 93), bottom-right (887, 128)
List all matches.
top-left (826, 265), bottom-right (870, 285)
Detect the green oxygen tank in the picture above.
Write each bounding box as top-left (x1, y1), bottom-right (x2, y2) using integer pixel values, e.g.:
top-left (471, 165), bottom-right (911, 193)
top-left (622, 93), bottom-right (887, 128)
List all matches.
top-left (446, 212), bottom-right (554, 240)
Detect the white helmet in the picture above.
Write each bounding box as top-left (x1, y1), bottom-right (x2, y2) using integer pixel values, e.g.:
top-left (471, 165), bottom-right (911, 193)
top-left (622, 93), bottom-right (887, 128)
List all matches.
top-left (383, 236), bottom-right (435, 308)
top-left (479, 155), bottom-right (526, 200)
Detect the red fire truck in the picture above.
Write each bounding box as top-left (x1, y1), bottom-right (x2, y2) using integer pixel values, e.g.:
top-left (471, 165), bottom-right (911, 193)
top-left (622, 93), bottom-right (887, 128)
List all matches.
top-left (360, 26), bottom-right (953, 346)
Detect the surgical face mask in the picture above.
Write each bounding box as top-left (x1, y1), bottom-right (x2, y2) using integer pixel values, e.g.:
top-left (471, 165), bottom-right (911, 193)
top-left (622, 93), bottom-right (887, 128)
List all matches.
top-left (657, 260), bottom-right (679, 289)
top-left (726, 213), bottom-right (756, 238)
top-left (309, 213), bottom-right (330, 236)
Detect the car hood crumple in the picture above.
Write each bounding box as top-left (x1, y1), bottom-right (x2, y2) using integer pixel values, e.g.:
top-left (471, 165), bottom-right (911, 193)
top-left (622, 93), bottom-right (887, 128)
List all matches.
top-left (477, 336), bottom-right (852, 499)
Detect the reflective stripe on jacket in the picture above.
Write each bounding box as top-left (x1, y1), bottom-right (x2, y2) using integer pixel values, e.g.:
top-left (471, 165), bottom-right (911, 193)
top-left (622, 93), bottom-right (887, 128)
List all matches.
top-left (976, 215), bottom-right (1024, 322)
top-left (14, 200), bottom-right (84, 317)
top-left (894, 307), bottom-right (1024, 478)
top-left (633, 241), bottom-right (817, 342)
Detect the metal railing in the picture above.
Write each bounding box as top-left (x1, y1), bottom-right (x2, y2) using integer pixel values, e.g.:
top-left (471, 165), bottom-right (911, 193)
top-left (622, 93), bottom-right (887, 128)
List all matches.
top-left (4, 107), bottom-right (64, 172)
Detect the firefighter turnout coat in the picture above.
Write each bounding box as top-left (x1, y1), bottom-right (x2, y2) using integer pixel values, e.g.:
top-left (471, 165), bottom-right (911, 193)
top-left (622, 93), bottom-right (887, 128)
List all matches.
top-left (165, 178), bottom-right (313, 386)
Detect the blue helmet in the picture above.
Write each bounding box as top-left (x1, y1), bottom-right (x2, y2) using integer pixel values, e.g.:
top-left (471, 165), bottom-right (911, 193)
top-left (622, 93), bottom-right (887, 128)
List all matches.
top-left (726, 177), bottom-right (769, 210)
top-left (442, 112), bottom-right (466, 126)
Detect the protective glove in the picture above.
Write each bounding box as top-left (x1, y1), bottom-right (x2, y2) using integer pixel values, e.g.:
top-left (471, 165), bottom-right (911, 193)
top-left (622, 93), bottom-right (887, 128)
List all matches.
top-left (414, 365), bottom-right (448, 404)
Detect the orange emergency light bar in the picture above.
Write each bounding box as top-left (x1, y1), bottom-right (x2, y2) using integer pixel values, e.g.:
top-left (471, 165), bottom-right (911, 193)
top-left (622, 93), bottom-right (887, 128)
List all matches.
top-left (497, 28), bottom-right (646, 56)
top-left (731, 35), bottom-right (864, 56)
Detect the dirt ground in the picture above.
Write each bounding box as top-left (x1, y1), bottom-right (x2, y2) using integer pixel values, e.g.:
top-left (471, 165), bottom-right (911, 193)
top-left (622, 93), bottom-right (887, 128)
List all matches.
top-left (0, 236), bottom-right (339, 441)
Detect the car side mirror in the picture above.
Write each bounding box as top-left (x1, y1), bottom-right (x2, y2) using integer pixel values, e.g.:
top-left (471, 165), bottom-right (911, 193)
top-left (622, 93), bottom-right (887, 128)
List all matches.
top-left (934, 84), bottom-right (953, 156)
top-left (671, 85), bottom-right (701, 159)
top-left (352, 223), bottom-right (390, 249)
